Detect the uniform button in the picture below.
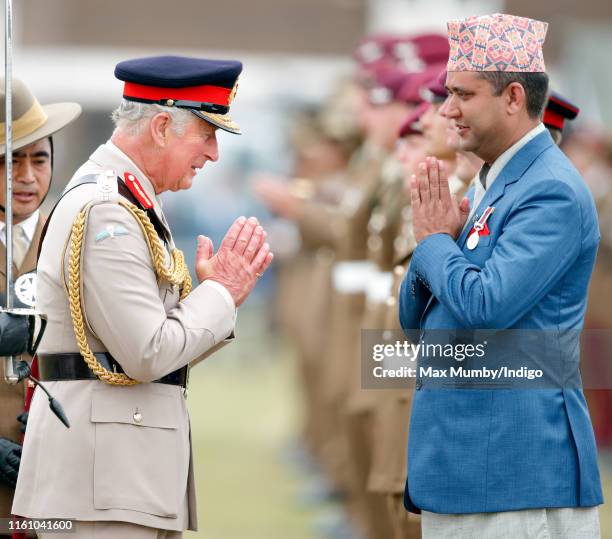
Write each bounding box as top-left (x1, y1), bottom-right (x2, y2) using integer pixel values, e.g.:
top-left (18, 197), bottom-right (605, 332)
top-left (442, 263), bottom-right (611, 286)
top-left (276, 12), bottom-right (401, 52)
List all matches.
top-left (416, 380), bottom-right (422, 390)
top-left (133, 410), bottom-right (143, 424)
top-left (393, 265), bottom-right (404, 277)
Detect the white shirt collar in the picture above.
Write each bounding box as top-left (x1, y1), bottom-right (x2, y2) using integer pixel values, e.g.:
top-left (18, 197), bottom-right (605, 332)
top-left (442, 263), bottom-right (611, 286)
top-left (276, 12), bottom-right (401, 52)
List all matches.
top-left (471, 123), bottom-right (546, 215)
top-left (0, 209), bottom-right (40, 246)
top-left (484, 123), bottom-right (546, 189)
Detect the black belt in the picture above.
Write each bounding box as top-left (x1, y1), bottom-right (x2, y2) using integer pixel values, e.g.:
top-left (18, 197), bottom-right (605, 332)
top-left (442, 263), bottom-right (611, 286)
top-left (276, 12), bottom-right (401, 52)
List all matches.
top-left (38, 353), bottom-right (188, 387)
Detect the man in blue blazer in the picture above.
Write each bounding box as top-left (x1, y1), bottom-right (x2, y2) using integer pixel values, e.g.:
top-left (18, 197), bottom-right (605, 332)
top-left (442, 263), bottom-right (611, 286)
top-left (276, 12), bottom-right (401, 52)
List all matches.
top-left (399, 13), bottom-right (603, 538)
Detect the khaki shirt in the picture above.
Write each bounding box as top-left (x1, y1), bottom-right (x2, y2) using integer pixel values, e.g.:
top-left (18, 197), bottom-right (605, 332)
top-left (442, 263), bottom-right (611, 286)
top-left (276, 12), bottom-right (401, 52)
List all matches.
top-left (13, 141), bottom-right (236, 532)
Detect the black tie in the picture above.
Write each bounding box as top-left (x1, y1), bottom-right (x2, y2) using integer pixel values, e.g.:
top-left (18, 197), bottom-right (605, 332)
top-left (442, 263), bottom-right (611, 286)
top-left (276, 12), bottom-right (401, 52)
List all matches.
top-left (479, 163), bottom-right (491, 190)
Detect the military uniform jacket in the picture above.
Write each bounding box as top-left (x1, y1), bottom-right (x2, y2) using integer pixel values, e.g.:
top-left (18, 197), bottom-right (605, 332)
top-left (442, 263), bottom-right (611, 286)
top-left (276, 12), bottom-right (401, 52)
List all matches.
top-left (0, 216), bottom-right (44, 521)
top-left (13, 141), bottom-right (236, 531)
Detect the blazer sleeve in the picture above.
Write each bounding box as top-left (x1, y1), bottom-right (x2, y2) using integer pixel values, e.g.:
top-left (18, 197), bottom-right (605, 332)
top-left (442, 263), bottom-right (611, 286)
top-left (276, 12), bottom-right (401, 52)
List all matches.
top-left (410, 179), bottom-right (585, 329)
top-left (79, 202), bottom-right (236, 382)
top-left (399, 261), bottom-right (432, 334)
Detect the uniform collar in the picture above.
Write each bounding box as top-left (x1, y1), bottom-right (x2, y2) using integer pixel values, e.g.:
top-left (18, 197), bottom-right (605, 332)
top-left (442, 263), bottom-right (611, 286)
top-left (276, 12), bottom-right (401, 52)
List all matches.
top-left (89, 141), bottom-right (172, 240)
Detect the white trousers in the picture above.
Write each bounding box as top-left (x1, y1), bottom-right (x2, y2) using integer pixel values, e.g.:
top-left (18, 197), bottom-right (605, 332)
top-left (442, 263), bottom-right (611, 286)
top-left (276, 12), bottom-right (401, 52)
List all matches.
top-left (422, 507), bottom-right (600, 539)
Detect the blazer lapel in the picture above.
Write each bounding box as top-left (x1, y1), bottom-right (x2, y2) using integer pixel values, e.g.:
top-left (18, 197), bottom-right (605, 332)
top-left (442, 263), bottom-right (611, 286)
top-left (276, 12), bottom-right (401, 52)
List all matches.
top-left (419, 130), bottom-right (555, 322)
top-left (458, 130), bottom-right (554, 249)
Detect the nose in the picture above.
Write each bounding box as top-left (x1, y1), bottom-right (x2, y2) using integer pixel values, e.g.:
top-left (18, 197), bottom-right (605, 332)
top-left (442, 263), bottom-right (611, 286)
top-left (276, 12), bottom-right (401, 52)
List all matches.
top-left (439, 95), bottom-right (458, 119)
top-left (205, 133), bottom-right (219, 162)
top-left (16, 159), bottom-right (36, 184)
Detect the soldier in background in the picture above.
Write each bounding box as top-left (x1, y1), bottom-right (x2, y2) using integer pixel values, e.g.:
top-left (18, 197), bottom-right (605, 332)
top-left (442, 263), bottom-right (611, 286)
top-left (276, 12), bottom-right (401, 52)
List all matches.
top-left (253, 82), bottom-right (363, 467)
top-left (0, 78), bottom-right (80, 537)
top-left (365, 69), bottom-right (476, 539)
top-left (551, 94), bottom-right (612, 451)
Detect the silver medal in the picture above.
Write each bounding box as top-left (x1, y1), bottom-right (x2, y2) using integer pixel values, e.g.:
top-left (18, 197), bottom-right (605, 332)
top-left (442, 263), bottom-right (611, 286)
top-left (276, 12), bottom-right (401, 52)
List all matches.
top-left (467, 231), bottom-right (480, 250)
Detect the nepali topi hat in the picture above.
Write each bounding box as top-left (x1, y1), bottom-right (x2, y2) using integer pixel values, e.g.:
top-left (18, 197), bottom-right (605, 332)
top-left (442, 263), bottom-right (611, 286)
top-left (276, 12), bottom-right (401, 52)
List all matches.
top-left (0, 77), bottom-right (81, 157)
top-left (447, 13), bottom-right (548, 72)
top-left (115, 55), bottom-right (243, 135)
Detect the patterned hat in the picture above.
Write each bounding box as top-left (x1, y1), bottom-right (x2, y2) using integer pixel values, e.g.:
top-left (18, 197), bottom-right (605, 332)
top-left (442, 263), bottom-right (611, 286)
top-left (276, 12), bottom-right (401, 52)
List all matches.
top-left (115, 55), bottom-right (242, 134)
top-left (447, 13), bottom-right (548, 72)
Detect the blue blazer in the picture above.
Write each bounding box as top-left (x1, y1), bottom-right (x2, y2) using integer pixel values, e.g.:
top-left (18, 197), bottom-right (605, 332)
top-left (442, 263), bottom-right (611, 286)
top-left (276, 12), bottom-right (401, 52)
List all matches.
top-left (399, 130), bottom-right (603, 514)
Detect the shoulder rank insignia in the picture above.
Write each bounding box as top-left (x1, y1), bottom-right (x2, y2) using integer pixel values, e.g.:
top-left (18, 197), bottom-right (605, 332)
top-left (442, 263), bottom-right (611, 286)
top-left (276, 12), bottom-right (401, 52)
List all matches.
top-left (124, 172), bottom-right (153, 209)
top-left (95, 224), bottom-right (130, 243)
top-left (95, 169), bottom-right (119, 204)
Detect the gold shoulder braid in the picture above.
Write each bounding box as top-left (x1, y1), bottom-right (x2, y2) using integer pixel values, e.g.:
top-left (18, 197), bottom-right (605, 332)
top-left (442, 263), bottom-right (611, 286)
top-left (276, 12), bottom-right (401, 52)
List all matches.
top-left (67, 199), bottom-right (192, 386)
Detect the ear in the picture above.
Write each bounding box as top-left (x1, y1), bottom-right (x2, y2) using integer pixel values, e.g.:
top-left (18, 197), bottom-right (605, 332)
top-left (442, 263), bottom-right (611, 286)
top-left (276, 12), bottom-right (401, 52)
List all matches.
top-left (504, 82), bottom-right (526, 116)
top-left (149, 112), bottom-right (172, 147)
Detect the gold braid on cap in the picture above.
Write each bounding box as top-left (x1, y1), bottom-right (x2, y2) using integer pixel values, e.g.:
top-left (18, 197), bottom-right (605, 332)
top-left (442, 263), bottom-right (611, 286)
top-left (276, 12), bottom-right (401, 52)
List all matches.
top-left (67, 199), bottom-right (192, 386)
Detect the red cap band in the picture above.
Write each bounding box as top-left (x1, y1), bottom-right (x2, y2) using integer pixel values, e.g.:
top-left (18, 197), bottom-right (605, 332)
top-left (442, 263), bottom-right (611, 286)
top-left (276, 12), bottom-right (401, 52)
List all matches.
top-left (543, 109), bottom-right (564, 131)
top-left (123, 81), bottom-right (231, 106)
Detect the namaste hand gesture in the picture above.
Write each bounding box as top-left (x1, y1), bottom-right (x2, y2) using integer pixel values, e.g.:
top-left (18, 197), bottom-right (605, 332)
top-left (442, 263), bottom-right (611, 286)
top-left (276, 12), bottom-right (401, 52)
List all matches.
top-left (195, 216), bottom-right (273, 306)
top-left (410, 157), bottom-right (471, 243)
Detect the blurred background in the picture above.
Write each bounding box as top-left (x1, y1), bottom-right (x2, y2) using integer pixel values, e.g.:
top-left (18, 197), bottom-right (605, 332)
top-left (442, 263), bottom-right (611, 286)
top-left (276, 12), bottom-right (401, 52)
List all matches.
top-left (3, 0), bottom-right (611, 537)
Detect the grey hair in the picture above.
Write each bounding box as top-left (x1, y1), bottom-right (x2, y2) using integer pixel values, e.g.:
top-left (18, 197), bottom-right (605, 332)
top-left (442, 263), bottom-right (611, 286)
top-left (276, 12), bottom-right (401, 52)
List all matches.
top-left (111, 99), bottom-right (196, 136)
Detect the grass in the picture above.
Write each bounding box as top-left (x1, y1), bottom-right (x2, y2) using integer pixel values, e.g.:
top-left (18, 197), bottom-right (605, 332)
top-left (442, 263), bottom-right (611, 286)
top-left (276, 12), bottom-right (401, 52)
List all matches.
top-left (185, 308), bottom-right (318, 539)
top-left (183, 306), bottom-right (612, 538)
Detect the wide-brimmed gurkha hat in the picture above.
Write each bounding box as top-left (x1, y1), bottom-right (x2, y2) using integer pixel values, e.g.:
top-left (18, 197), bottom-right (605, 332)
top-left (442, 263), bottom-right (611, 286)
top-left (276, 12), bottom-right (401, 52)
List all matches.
top-left (0, 77), bottom-right (81, 157)
top-left (114, 55), bottom-right (243, 135)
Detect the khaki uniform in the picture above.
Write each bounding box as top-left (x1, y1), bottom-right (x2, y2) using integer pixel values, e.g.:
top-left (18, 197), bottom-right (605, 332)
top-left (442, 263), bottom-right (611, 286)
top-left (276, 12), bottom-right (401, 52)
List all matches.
top-left (367, 174), bottom-right (470, 539)
top-left (341, 156), bottom-right (406, 539)
top-left (293, 176), bottom-right (349, 457)
top-left (13, 142), bottom-right (236, 535)
top-left (316, 144), bottom-right (385, 500)
top-left (0, 216), bottom-right (44, 531)
top-left (583, 185), bottom-right (612, 445)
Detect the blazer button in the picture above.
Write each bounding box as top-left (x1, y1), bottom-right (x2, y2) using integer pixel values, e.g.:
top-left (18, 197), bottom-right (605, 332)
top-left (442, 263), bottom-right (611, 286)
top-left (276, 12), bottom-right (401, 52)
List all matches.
top-left (133, 410), bottom-right (143, 424)
top-left (415, 380), bottom-right (422, 390)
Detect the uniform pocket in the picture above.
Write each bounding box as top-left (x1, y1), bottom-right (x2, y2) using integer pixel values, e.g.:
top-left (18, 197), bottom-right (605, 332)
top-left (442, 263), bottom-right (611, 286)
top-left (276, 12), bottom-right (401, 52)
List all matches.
top-left (91, 385), bottom-right (184, 518)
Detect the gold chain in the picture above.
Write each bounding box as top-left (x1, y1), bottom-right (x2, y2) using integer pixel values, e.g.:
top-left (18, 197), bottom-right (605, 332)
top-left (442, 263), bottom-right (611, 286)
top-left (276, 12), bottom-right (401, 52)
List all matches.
top-left (67, 200), bottom-right (192, 385)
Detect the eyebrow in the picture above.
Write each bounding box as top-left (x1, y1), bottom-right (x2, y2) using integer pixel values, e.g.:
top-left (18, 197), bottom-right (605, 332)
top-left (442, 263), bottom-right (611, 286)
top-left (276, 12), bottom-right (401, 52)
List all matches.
top-left (12, 151), bottom-right (50, 158)
top-left (444, 85), bottom-right (474, 94)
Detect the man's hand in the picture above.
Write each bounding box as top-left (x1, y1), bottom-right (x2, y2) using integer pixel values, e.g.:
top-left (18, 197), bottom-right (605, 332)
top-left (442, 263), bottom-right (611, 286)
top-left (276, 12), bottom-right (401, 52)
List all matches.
top-left (252, 176), bottom-right (304, 220)
top-left (195, 216), bottom-right (273, 307)
top-left (411, 157), bottom-right (470, 243)
top-left (0, 437), bottom-right (21, 488)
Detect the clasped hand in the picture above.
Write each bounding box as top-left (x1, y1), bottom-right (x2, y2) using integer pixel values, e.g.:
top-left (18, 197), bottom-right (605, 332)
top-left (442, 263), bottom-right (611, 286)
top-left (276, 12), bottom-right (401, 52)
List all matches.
top-left (195, 216), bottom-right (273, 307)
top-left (409, 157), bottom-right (470, 243)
